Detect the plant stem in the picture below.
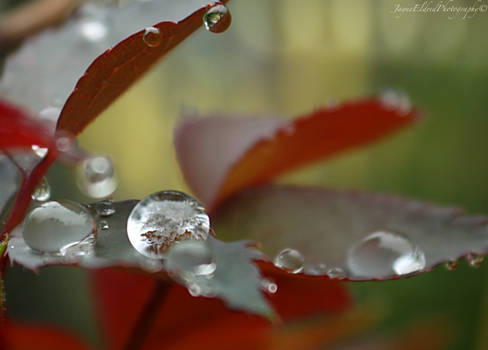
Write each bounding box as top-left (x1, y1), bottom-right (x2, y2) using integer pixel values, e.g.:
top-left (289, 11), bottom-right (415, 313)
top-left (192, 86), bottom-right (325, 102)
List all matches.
top-left (122, 279), bottom-right (170, 350)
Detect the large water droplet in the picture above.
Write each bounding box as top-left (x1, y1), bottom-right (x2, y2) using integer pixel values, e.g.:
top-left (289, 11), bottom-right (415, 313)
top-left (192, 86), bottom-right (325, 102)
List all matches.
top-left (77, 155), bottom-right (117, 199)
top-left (31, 177), bottom-right (51, 202)
top-left (127, 190), bottom-right (210, 259)
top-left (203, 3), bottom-right (231, 33)
top-left (23, 200), bottom-right (95, 253)
top-left (347, 230), bottom-right (426, 277)
top-left (467, 253), bottom-right (484, 267)
top-left (165, 240), bottom-right (216, 279)
top-left (143, 27), bottom-right (161, 47)
top-left (274, 248), bottom-right (304, 273)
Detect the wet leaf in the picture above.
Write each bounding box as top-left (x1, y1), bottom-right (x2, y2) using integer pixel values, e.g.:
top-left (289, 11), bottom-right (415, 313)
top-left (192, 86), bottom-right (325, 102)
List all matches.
top-left (57, 0), bottom-right (229, 135)
top-left (8, 199), bottom-right (273, 317)
top-left (0, 99), bottom-right (54, 151)
top-left (174, 98), bottom-right (420, 208)
top-left (4, 323), bottom-right (93, 350)
top-left (92, 267), bottom-right (351, 350)
top-left (213, 185), bottom-right (488, 281)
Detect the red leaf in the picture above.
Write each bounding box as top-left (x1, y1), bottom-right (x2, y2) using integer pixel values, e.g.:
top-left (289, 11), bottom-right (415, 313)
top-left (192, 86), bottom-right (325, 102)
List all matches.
top-left (3, 323), bottom-right (93, 350)
top-left (174, 98), bottom-right (420, 208)
top-left (56, 1), bottom-right (229, 135)
top-left (0, 99), bottom-right (54, 151)
top-left (92, 267), bottom-right (350, 350)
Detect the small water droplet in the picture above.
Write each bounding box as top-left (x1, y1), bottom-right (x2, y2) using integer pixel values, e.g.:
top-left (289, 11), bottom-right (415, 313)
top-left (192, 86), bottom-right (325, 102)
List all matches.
top-left (274, 248), bottom-right (304, 273)
top-left (166, 240), bottom-right (216, 279)
top-left (127, 190), bottom-right (210, 259)
top-left (467, 253), bottom-right (484, 267)
top-left (327, 267), bottom-right (346, 278)
top-left (80, 20), bottom-right (108, 42)
top-left (380, 89), bottom-right (412, 115)
top-left (77, 155), bottom-right (117, 199)
top-left (203, 3), bottom-right (231, 33)
top-left (23, 200), bottom-right (95, 253)
top-left (143, 27), bottom-right (161, 47)
top-left (99, 220), bottom-right (109, 231)
top-left (32, 145), bottom-right (49, 158)
top-left (305, 262), bottom-right (329, 276)
top-left (92, 200), bottom-right (116, 217)
top-left (55, 135), bottom-right (74, 153)
top-left (188, 283), bottom-right (202, 297)
top-left (31, 177), bottom-right (51, 202)
top-left (261, 279), bottom-right (278, 294)
top-left (445, 259), bottom-right (458, 271)
top-left (347, 230), bottom-right (426, 277)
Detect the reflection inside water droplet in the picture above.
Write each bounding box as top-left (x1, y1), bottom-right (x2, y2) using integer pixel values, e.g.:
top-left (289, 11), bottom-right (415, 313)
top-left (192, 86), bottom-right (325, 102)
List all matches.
top-left (127, 190), bottom-right (210, 259)
top-left (347, 230), bottom-right (426, 278)
top-left (31, 177), bottom-right (51, 202)
top-left (23, 200), bottom-right (95, 254)
top-left (274, 248), bottom-right (304, 273)
top-left (77, 155), bottom-right (117, 199)
top-left (203, 3), bottom-right (231, 33)
top-left (143, 27), bottom-right (161, 47)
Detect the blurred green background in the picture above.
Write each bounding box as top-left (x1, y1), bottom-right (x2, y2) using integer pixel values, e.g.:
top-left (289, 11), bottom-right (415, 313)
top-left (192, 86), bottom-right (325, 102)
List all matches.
top-left (2, 0), bottom-right (488, 349)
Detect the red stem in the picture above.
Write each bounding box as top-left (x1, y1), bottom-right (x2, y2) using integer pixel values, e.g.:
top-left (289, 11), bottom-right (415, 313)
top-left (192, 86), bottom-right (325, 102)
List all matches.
top-left (122, 279), bottom-right (171, 350)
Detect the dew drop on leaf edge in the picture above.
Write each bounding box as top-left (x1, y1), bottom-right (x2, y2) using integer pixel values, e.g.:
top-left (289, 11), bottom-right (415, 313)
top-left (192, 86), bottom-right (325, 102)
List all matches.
top-left (467, 253), bottom-right (484, 267)
top-left (274, 248), bottom-right (304, 273)
top-left (31, 177), bottom-right (51, 202)
top-left (203, 3), bottom-right (231, 33)
top-left (23, 200), bottom-right (95, 254)
top-left (127, 190), bottom-right (210, 259)
top-left (347, 230), bottom-right (426, 278)
top-left (143, 27), bottom-right (161, 47)
top-left (77, 155), bottom-right (117, 199)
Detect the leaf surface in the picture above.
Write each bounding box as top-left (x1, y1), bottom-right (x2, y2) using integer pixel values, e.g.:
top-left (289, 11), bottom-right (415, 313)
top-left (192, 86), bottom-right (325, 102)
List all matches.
top-left (175, 98), bottom-right (419, 207)
top-left (57, 1), bottom-right (229, 135)
top-left (213, 185), bottom-right (488, 280)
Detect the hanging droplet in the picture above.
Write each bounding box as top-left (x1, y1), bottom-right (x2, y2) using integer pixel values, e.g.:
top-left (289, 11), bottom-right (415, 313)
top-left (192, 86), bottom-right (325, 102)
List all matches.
top-left (23, 200), bottom-right (95, 253)
top-left (92, 200), bottom-right (116, 217)
top-left (347, 230), bottom-right (426, 278)
top-left (467, 253), bottom-right (484, 267)
top-left (304, 262), bottom-right (329, 276)
top-left (31, 177), bottom-right (51, 202)
top-left (142, 27), bottom-right (161, 47)
top-left (327, 267), bottom-right (346, 279)
top-left (77, 155), bottom-right (117, 199)
top-left (165, 240), bottom-right (216, 280)
top-left (32, 145), bottom-right (49, 159)
top-left (273, 248), bottom-right (304, 273)
top-left (99, 220), bottom-right (109, 231)
top-left (445, 259), bottom-right (458, 271)
top-left (261, 279), bottom-right (278, 294)
top-left (203, 3), bottom-right (231, 33)
top-left (127, 190), bottom-right (210, 259)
